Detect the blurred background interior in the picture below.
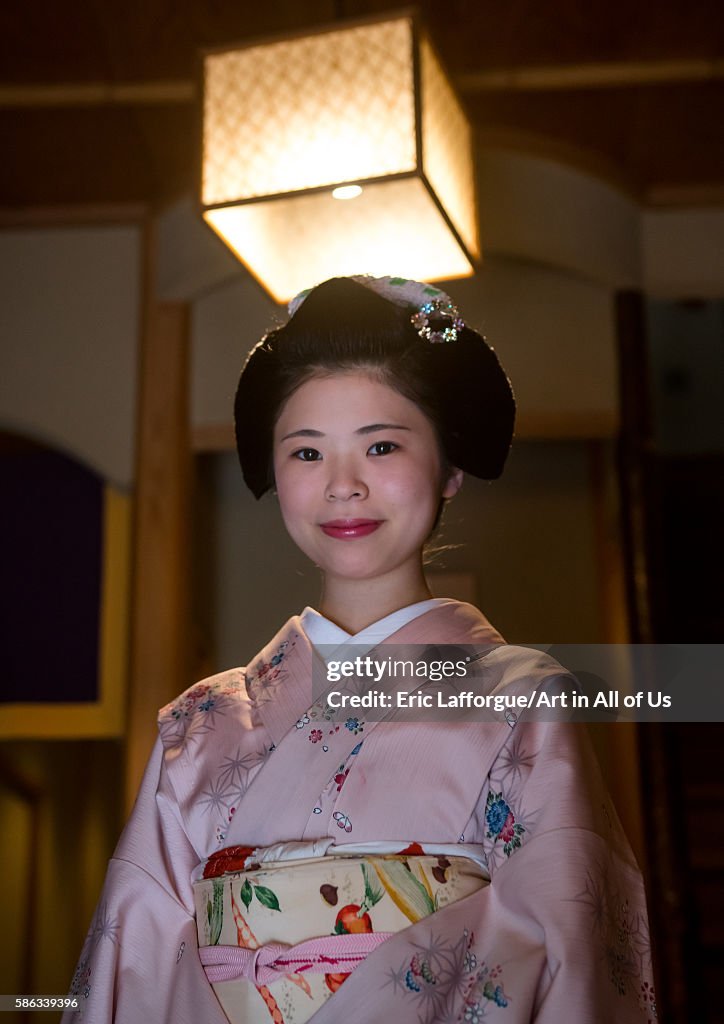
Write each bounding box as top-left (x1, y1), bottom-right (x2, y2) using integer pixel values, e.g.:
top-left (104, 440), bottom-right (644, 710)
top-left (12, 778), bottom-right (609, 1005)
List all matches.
top-left (1, 2), bottom-right (723, 1021)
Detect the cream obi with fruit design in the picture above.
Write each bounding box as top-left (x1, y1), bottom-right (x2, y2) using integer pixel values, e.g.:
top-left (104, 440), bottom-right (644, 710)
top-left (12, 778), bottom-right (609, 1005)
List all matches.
top-left (194, 847), bottom-right (488, 1024)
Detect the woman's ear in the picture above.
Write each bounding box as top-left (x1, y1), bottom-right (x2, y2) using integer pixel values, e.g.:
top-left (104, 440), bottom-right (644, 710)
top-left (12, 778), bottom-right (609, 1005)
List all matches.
top-left (442, 466), bottom-right (464, 499)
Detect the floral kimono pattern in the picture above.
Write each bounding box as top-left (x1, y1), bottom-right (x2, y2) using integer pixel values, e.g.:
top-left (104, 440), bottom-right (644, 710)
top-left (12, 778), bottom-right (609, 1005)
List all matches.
top-left (64, 600), bottom-right (656, 1024)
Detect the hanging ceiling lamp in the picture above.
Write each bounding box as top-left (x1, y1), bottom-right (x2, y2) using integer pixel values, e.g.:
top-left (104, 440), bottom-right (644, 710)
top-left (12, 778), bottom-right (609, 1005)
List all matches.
top-left (200, 12), bottom-right (479, 303)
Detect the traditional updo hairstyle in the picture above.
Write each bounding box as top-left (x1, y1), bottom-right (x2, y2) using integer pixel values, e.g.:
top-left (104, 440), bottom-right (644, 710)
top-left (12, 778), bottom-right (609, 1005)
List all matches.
top-left (234, 278), bottom-right (515, 500)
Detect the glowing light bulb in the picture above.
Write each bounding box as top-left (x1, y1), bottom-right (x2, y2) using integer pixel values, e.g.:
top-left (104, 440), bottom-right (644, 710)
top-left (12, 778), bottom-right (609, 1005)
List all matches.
top-left (332, 185), bottom-right (363, 200)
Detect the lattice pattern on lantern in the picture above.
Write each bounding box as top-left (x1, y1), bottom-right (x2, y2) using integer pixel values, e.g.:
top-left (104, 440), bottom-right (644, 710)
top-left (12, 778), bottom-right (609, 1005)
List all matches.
top-left (420, 37), bottom-right (479, 259)
top-left (200, 14), bottom-right (480, 301)
top-left (204, 177), bottom-right (473, 302)
top-left (202, 19), bottom-right (417, 206)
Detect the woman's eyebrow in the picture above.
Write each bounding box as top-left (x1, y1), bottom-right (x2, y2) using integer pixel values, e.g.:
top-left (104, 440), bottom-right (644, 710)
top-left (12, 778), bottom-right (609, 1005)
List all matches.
top-left (356, 423), bottom-right (410, 435)
top-left (279, 423), bottom-right (410, 442)
top-left (279, 428), bottom-right (324, 441)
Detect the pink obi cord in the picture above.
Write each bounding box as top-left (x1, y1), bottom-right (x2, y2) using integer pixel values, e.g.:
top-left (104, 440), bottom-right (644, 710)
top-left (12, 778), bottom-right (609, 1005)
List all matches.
top-left (199, 933), bottom-right (394, 985)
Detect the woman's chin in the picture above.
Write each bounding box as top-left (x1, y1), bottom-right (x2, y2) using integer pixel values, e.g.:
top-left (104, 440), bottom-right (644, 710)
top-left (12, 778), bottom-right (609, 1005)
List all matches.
top-left (319, 561), bottom-right (386, 583)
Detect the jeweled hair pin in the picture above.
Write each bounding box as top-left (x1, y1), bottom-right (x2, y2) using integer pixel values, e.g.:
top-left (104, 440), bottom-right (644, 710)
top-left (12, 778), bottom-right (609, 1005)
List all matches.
top-left (411, 298), bottom-right (465, 344)
top-left (288, 275), bottom-right (466, 343)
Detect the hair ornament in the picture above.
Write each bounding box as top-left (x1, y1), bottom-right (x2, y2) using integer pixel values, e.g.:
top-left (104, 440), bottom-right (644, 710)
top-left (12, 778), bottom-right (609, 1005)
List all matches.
top-left (288, 274), bottom-right (465, 343)
top-left (410, 298), bottom-right (465, 344)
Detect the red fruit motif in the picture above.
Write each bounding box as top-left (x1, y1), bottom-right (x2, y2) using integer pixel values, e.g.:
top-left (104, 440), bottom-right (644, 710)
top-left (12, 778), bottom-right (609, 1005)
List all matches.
top-left (203, 845), bottom-right (256, 879)
top-left (325, 863), bottom-right (383, 994)
top-left (397, 842), bottom-right (424, 856)
top-left (325, 903), bottom-right (373, 993)
top-left (335, 903), bottom-right (373, 934)
top-left (325, 971), bottom-right (347, 993)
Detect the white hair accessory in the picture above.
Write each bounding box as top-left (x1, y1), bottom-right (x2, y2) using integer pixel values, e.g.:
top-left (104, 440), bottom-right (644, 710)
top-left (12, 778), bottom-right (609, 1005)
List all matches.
top-left (288, 275), bottom-right (466, 344)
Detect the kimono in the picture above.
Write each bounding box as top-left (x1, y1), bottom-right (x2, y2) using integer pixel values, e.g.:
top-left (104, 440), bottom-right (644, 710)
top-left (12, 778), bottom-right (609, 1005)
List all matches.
top-left (65, 599), bottom-right (656, 1024)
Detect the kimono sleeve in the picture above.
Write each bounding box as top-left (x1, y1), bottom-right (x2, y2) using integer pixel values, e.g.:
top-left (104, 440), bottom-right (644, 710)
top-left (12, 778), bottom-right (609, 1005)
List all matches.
top-left (63, 738), bottom-right (229, 1024)
top-left (466, 718), bottom-right (656, 1023)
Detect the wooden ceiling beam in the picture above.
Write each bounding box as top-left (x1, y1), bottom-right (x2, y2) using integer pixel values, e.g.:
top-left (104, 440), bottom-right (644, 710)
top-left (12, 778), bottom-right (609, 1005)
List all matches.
top-left (460, 57), bottom-right (724, 92)
top-left (0, 80), bottom-right (195, 109)
top-left (3, 56), bottom-right (724, 111)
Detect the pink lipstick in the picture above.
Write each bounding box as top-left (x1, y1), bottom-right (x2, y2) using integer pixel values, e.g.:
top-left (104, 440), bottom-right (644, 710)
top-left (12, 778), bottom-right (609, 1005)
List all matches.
top-left (320, 519), bottom-right (383, 540)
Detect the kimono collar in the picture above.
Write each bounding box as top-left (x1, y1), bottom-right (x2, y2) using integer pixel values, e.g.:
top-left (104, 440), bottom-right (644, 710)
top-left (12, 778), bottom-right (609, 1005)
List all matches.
top-left (245, 600), bottom-right (505, 747)
top-left (300, 598), bottom-right (448, 657)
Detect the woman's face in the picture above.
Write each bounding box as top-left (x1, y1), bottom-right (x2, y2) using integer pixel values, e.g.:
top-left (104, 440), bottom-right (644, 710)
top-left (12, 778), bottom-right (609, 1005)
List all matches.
top-left (272, 371), bottom-right (462, 586)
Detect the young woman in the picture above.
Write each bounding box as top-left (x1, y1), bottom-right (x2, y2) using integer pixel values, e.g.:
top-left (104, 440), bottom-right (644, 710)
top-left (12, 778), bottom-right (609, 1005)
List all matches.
top-left (66, 277), bottom-right (656, 1023)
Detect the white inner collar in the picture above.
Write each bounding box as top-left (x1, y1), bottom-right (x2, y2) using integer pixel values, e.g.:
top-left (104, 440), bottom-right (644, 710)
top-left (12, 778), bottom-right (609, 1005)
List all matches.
top-left (300, 599), bottom-right (447, 662)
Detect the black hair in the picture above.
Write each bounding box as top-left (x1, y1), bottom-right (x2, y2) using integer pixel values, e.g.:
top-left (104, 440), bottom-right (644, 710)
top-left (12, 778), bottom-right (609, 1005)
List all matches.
top-left (235, 277), bottom-right (515, 499)
top-left (236, 279), bottom-right (451, 497)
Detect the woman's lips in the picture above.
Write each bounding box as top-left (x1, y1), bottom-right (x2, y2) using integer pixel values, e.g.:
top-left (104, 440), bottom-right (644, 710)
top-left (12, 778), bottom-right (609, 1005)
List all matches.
top-left (319, 519), bottom-right (383, 539)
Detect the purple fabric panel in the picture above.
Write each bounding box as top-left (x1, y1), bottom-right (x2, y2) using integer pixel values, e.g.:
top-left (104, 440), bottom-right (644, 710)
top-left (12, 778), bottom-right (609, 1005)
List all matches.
top-left (1, 447), bottom-right (103, 703)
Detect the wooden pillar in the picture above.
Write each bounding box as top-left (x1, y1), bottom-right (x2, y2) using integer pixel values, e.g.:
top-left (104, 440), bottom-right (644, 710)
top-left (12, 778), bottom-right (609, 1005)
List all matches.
top-left (587, 438), bottom-right (646, 867)
top-left (615, 290), bottom-right (689, 1024)
top-left (126, 220), bottom-right (192, 812)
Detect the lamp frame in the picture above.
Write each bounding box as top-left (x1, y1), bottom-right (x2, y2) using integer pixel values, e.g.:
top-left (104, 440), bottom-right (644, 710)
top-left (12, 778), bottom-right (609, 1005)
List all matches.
top-left (198, 8), bottom-right (479, 299)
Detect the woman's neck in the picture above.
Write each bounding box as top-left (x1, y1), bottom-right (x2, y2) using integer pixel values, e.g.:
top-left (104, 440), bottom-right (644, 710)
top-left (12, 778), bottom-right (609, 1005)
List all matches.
top-left (318, 568), bottom-right (433, 635)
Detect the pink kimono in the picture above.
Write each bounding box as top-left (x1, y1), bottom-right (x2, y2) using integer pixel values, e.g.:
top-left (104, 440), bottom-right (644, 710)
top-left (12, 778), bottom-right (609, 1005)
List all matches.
top-left (65, 600), bottom-right (656, 1023)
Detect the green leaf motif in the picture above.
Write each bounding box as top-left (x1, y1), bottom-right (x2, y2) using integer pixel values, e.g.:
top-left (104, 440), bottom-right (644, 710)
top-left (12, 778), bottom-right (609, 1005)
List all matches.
top-left (209, 879), bottom-right (224, 946)
top-left (240, 879), bottom-right (253, 910)
top-left (361, 862), bottom-right (384, 908)
top-left (253, 884), bottom-right (281, 912)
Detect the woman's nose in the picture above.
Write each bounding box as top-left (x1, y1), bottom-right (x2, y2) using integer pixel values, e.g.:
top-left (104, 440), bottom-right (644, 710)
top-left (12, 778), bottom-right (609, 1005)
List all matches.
top-left (325, 459), bottom-right (369, 502)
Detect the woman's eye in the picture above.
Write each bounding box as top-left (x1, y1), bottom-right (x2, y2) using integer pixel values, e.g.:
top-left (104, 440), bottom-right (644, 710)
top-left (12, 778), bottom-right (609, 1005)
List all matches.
top-left (292, 447), bottom-right (322, 462)
top-left (368, 441), bottom-right (398, 456)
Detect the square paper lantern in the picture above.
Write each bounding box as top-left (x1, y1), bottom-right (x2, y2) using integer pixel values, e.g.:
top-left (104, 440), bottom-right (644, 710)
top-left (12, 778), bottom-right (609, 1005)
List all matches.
top-left (200, 13), bottom-right (479, 302)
